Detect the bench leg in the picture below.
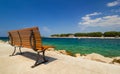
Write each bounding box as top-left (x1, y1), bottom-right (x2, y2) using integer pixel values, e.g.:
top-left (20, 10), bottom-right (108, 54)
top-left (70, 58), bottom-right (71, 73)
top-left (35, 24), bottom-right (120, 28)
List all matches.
top-left (35, 52), bottom-right (40, 65)
top-left (10, 46), bottom-right (23, 56)
top-left (31, 51), bottom-right (48, 68)
top-left (10, 46), bottom-right (16, 56)
top-left (42, 50), bottom-right (48, 62)
top-left (19, 46), bottom-right (22, 54)
top-left (31, 52), bottom-right (41, 68)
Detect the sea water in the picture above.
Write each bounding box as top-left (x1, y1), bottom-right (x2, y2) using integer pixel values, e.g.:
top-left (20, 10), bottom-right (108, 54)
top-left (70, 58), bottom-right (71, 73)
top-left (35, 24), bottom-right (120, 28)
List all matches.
top-left (0, 37), bottom-right (120, 57)
top-left (42, 38), bottom-right (120, 57)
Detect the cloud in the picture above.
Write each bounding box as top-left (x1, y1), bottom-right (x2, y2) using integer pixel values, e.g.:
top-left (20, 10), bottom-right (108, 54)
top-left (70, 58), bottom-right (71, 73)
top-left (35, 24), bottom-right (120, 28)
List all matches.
top-left (107, 0), bottom-right (120, 7)
top-left (79, 12), bottom-right (120, 31)
top-left (79, 12), bottom-right (102, 26)
top-left (111, 8), bottom-right (120, 12)
top-left (86, 12), bottom-right (102, 17)
top-left (42, 26), bottom-right (51, 33)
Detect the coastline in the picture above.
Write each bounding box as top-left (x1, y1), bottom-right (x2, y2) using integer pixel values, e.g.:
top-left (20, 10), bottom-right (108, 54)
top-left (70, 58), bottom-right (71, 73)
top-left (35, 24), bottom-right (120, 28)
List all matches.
top-left (53, 49), bottom-right (120, 65)
top-left (49, 37), bottom-right (120, 39)
top-left (0, 42), bottom-right (120, 74)
top-left (0, 39), bottom-right (120, 65)
top-left (0, 40), bottom-right (120, 65)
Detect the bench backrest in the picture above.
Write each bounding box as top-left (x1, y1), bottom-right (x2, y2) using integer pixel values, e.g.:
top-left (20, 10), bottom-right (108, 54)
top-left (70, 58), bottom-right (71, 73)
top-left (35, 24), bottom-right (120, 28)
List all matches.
top-left (8, 27), bottom-right (42, 51)
top-left (8, 30), bottom-right (21, 46)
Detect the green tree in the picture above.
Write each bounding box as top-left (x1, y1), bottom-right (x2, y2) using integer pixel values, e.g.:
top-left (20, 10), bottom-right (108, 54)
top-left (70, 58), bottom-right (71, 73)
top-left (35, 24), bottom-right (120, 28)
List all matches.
top-left (118, 32), bottom-right (120, 37)
top-left (51, 34), bottom-right (60, 37)
top-left (87, 32), bottom-right (103, 37)
top-left (104, 31), bottom-right (118, 37)
top-left (74, 33), bottom-right (87, 37)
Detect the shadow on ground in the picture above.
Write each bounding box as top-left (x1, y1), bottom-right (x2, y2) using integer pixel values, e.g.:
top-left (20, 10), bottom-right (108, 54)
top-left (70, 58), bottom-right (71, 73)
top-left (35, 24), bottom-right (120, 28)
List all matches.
top-left (16, 52), bottom-right (57, 67)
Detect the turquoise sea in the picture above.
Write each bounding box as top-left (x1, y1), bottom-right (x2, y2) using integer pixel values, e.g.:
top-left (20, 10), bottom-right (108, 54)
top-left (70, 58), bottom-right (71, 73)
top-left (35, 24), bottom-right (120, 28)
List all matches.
top-left (0, 37), bottom-right (120, 57)
top-left (42, 38), bottom-right (120, 57)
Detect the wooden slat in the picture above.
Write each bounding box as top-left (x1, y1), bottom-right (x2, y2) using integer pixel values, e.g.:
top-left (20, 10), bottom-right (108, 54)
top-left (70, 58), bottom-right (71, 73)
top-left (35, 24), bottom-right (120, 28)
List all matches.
top-left (18, 27), bottom-right (42, 49)
top-left (8, 31), bottom-right (21, 46)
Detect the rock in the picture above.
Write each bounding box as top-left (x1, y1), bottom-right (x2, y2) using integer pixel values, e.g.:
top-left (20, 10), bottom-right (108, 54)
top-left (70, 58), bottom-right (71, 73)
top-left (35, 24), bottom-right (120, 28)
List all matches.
top-left (5, 41), bottom-right (9, 44)
top-left (112, 59), bottom-right (120, 63)
top-left (47, 48), bottom-right (55, 51)
top-left (57, 50), bottom-right (73, 56)
top-left (54, 50), bottom-right (61, 54)
top-left (84, 53), bottom-right (112, 63)
top-left (74, 53), bottom-right (81, 57)
top-left (58, 50), bottom-right (68, 55)
top-left (0, 40), bottom-right (5, 43)
top-left (111, 57), bottom-right (120, 65)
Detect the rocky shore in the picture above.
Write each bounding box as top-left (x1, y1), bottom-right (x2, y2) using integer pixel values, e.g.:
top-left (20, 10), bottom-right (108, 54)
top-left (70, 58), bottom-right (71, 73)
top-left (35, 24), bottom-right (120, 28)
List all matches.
top-left (47, 48), bottom-right (120, 66)
top-left (1, 40), bottom-right (120, 66)
top-left (0, 40), bottom-right (120, 74)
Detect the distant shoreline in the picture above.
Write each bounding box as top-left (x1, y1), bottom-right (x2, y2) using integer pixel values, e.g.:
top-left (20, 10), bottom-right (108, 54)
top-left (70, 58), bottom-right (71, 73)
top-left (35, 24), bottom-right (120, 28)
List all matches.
top-left (49, 37), bottom-right (120, 39)
top-left (0, 36), bottom-right (120, 39)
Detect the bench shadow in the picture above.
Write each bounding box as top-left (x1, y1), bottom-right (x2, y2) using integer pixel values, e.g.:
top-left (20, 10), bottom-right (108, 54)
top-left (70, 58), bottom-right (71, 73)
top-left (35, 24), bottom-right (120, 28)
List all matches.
top-left (16, 52), bottom-right (57, 67)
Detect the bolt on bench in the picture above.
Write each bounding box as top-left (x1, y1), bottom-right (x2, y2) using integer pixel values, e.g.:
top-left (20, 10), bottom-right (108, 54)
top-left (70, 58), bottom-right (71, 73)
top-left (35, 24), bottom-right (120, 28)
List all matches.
top-left (8, 27), bottom-right (54, 67)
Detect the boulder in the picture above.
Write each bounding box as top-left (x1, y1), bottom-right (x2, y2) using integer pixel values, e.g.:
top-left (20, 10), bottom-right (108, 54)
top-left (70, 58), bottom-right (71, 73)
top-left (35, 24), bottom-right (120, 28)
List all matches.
top-left (58, 50), bottom-right (68, 55)
top-left (57, 50), bottom-right (73, 56)
top-left (74, 53), bottom-right (81, 57)
top-left (111, 57), bottom-right (120, 65)
top-left (0, 40), bottom-right (5, 43)
top-left (84, 53), bottom-right (112, 63)
top-left (47, 48), bottom-right (55, 51)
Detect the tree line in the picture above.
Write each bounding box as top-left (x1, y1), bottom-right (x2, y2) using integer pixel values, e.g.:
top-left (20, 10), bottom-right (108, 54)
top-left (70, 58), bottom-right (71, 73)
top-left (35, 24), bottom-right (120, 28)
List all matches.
top-left (51, 31), bottom-right (120, 37)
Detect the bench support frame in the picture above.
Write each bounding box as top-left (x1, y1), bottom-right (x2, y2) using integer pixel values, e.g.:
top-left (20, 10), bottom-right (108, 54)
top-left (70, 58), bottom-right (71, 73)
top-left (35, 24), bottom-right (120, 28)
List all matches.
top-left (9, 31), bottom-right (22, 56)
top-left (10, 46), bottom-right (22, 56)
top-left (31, 50), bottom-right (48, 68)
top-left (30, 30), bottom-right (48, 68)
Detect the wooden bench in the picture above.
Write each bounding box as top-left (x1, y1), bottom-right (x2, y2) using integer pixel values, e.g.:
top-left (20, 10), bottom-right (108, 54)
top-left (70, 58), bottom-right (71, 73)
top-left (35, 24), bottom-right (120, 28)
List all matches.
top-left (8, 27), bottom-right (54, 67)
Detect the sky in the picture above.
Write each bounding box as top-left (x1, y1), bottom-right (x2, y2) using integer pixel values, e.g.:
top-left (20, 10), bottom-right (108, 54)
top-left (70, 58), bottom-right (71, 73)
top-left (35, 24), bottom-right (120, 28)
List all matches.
top-left (0, 0), bottom-right (120, 37)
